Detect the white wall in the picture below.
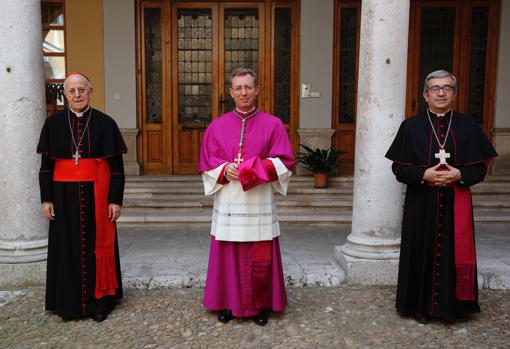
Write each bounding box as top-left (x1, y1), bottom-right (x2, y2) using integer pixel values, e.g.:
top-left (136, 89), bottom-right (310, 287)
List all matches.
top-left (495, 0), bottom-right (510, 129)
top-left (299, 0), bottom-right (335, 129)
top-left (103, 0), bottom-right (137, 129)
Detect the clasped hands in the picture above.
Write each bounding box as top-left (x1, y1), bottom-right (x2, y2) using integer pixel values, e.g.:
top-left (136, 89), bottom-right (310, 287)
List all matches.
top-left (42, 202), bottom-right (122, 222)
top-left (224, 163), bottom-right (239, 181)
top-left (422, 163), bottom-right (462, 186)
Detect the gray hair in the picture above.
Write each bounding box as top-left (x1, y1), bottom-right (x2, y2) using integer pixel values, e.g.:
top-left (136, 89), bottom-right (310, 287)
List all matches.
top-left (63, 74), bottom-right (93, 91)
top-left (423, 70), bottom-right (457, 92)
top-left (230, 67), bottom-right (257, 86)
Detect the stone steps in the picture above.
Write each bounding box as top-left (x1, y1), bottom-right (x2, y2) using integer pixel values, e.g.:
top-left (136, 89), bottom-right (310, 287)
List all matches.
top-left (118, 175), bottom-right (510, 226)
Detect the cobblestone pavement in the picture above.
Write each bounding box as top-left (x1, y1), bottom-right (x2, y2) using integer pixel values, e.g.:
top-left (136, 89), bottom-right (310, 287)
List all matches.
top-left (1, 286), bottom-right (509, 348)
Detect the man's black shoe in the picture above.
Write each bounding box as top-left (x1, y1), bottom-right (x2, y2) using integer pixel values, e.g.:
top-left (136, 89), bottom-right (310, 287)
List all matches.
top-left (414, 315), bottom-right (430, 324)
top-left (218, 310), bottom-right (233, 323)
top-left (253, 309), bottom-right (269, 326)
top-left (92, 313), bottom-right (108, 322)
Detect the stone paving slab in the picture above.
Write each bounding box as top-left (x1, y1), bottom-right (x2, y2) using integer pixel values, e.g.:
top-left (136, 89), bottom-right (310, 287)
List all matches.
top-left (119, 224), bottom-right (348, 289)
top-left (117, 223), bottom-right (510, 290)
top-left (0, 286), bottom-right (509, 348)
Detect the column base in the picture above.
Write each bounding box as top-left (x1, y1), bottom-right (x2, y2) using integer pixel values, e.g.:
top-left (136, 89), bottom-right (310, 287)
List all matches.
top-left (120, 128), bottom-right (141, 175)
top-left (0, 261), bottom-right (46, 287)
top-left (491, 128), bottom-right (510, 174)
top-left (335, 246), bottom-right (399, 285)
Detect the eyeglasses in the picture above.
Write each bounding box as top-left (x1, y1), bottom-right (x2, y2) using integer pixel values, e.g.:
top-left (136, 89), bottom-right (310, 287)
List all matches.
top-left (231, 85), bottom-right (256, 93)
top-left (428, 85), bottom-right (455, 94)
top-left (66, 88), bottom-right (90, 96)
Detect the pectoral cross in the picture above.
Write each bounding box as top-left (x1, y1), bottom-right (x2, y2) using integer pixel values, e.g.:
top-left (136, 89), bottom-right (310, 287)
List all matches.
top-left (73, 150), bottom-right (81, 165)
top-left (234, 152), bottom-right (244, 165)
top-left (435, 148), bottom-right (450, 165)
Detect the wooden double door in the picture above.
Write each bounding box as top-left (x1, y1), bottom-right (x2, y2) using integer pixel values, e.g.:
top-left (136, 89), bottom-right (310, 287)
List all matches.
top-left (332, 0), bottom-right (500, 174)
top-left (137, 1), bottom-right (299, 174)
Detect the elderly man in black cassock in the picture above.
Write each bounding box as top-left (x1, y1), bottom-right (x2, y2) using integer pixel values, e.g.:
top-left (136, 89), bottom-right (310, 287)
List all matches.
top-left (37, 72), bottom-right (126, 322)
top-left (386, 70), bottom-right (497, 324)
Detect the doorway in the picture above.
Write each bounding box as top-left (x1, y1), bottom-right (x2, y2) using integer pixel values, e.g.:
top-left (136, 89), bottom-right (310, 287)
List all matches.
top-left (137, 0), bottom-right (300, 174)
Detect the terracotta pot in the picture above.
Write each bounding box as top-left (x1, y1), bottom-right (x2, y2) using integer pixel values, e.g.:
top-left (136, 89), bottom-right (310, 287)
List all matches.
top-left (314, 172), bottom-right (328, 188)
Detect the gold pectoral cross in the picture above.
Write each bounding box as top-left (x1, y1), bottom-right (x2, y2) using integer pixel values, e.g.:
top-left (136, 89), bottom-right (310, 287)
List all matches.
top-left (435, 148), bottom-right (450, 165)
top-left (234, 152), bottom-right (244, 165)
top-left (73, 150), bottom-right (81, 165)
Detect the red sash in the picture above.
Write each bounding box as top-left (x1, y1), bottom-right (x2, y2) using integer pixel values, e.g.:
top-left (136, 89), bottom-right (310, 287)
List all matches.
top-left (453, 187), bottom-right (476, 300)
top-left (252, 241), bottom-right (272, 308)
top-left (425, 181), bottom-right (476, 300)
top-left (53, 159), bottom-right (118, 299)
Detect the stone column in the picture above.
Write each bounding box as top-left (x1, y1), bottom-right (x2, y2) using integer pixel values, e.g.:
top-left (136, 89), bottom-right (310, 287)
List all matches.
top-left (335, 0), bottom-right (410, 284)
top-left (0, 0), bottom-right (48, 286)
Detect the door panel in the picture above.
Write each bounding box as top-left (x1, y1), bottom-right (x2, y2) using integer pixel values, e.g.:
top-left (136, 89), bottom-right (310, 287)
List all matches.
top-left (138, 2), bottom-right (170, 174)
top-left (406, 1), bottom-right (461, 116)
top-left (147, 131), bottom-right (163, 161)
top-left (332, 2), bottom-right (360, 175)
top-left (172, 4), bottom-right (217, 174)
top-left (219, 4), bottom-right (265, 115)
top-left (272, 3), bottom-right (300, 152)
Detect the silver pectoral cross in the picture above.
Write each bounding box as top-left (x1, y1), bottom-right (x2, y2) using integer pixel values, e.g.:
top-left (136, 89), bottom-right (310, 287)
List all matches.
top-left (435, 148), bottom-right (450, 165)
top-left (73, 150), bottom-right (81, 165)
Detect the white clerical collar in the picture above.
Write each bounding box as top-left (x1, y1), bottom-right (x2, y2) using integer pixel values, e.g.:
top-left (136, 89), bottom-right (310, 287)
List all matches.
top-left (235, 105), bottom-right (257, 115)
top-left (70, 106), bottom-right (90, 117)
top-left (428, 108), bottom-right (451, 118)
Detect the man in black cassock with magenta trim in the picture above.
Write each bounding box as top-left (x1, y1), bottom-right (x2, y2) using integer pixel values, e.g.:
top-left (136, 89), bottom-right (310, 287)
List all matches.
top-left (37, 72), bottom-right (127, 322)
top-left (386, 70), bottom-right (497, 324)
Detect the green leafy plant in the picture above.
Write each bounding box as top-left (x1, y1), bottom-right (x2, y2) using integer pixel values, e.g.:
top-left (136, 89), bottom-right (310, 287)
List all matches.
top-left (297, 144), bottom-right (342, 175)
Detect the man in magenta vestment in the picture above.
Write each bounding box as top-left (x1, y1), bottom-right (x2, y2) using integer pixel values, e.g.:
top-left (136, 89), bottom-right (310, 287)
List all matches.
top-left (198, 68), bottom-right (295, 326)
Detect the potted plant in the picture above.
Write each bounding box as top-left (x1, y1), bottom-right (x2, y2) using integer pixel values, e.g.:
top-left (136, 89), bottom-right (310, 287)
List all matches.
top-left (297, 144), bottom-right (342, 188)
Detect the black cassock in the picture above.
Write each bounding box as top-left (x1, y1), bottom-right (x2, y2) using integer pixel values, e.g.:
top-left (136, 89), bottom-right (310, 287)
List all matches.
top-left (37, 108), bottom-right (127, 319)
top-left (386, 110), bottom-right (497, 320)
